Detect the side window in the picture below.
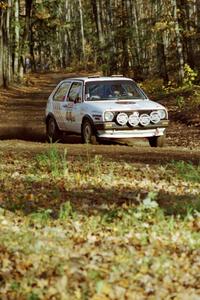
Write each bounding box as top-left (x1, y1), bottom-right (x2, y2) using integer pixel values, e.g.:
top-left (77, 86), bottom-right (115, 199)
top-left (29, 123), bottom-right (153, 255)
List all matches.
top-left (68, 82), bottom-right (82, 102)
top-left (53, 82), bottom-right (71, 102)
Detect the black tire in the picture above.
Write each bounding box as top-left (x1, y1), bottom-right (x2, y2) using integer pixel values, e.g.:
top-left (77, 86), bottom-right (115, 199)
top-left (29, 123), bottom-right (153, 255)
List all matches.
top-left (81, 119), bottom-right (98, 144)
top-left (46, 117), bottom-right (62, 143)
top-left (148, 135), bottom-right (165, 147)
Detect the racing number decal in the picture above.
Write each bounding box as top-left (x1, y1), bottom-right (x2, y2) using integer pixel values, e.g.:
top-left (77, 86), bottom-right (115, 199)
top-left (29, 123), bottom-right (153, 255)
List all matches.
top-left (66, 111), bottom-right (75, 122)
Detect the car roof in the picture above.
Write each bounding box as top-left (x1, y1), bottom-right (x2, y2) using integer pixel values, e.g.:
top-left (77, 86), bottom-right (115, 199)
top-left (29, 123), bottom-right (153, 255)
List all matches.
top-left (62, 76), bottom-right (134, 83)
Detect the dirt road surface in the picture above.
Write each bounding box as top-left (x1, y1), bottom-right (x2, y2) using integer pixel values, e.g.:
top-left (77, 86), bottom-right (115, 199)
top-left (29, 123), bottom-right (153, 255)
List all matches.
top-left (0, 72), bottom-right (199, 165)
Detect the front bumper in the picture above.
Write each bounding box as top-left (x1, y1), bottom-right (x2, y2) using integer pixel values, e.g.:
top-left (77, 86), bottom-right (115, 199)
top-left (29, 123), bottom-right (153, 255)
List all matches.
top-left (95, 120), bottom-right (169, 139)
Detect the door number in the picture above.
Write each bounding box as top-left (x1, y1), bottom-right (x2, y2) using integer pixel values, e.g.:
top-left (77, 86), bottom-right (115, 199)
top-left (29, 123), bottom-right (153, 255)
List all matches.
top-left (66, 111), bottom-right (75, 122)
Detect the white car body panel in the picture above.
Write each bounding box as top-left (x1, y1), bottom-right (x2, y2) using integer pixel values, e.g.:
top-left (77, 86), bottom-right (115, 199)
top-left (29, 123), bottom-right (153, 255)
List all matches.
top-left (98, 128), bottom-right (166, 138)
top-left (45, 76), bottom-right (169, 140)
top-left (81, 100), bottom-right (166, 117)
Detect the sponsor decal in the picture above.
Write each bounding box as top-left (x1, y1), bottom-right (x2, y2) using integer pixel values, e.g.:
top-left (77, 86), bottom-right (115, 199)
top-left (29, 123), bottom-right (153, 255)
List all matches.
top-left (66, 111), bottom-right (75, 122)
top-left (67, 103), bottom-right (74, 108)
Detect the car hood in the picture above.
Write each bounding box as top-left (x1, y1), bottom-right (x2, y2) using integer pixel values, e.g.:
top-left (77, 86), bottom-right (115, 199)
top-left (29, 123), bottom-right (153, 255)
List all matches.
top-left (84, 99), bottom-right (166, 113)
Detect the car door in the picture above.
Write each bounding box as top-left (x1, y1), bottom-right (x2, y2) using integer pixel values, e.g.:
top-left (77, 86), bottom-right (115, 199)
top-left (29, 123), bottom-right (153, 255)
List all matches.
top-left (52, 81), bottom-right (71, 130)
top-left (65, 81), bottom-right (83, 133)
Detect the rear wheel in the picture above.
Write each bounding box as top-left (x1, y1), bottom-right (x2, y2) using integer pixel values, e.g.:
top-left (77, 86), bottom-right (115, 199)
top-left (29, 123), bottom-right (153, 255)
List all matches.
top-left (81, 119), bottom-right (98, 144)
top-left (46, 117), bottom-right (62, 143)
top-left (148, 135), bottom-right (165, 147)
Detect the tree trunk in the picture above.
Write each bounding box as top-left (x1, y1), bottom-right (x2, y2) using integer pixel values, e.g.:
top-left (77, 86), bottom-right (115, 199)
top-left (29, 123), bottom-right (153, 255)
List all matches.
top-left (96, 0), bottom-right (104, 45)
top-left (1, 0), bottom-right (12, 87)
top-left (0, 8), bottom-right (4, 86)
top-left (132, 2), bottom-right (142, 71)
top-left (106, 0), bottom-right (117, 74)
top-left (21, 0), bottom-right (33, 74)
top-left (79, 0), bottom-right (85, 60)
top-left (14, 0), bottom-right (20, 77)
top-left (183, 0), bottom-right (194, 68)
top-left (30, 25), bottom-right (36, 72)
top-left (121, 0), bottom-right (129, 75)
top-left (157, 34), bottom-right (169, 84)
top-left (172, 0), bottom-right (184, 83)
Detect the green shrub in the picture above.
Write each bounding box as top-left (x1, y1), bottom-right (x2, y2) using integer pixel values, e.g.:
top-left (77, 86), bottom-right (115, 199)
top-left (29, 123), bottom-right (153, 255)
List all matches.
top-left (183, 64), bottom-right (198, 87)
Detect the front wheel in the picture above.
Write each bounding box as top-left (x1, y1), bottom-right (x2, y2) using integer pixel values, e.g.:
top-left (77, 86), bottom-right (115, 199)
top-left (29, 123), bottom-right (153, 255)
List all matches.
top-left (81, 119), bottom-right (98, 144)
top-left (148, 135), bottom-right (165, 147)
top-left (46, 117), bottom-right (62, 143)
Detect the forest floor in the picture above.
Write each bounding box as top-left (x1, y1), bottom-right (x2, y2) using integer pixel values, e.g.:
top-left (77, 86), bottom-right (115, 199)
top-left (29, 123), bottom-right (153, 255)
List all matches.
top-left (0, 72), bottom-right (200, 299)
top-left (0, 71), bottom-right (199, 162)
top-left (0, 71), bottom-right (199, 170)
top-left (0, 71), bottom-right (200, 149)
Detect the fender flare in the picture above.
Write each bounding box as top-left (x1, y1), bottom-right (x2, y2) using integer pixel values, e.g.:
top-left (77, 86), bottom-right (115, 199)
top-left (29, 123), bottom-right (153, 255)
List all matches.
top-left (81, 115), bottom-right (96, 133)
top-left (45, 113), bottom-right (61, 130)
top-left (46, 113), bottom-right (55, 124)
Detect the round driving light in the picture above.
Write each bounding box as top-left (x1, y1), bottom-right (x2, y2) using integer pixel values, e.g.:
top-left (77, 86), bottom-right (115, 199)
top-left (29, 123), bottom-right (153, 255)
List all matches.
top-left (139, 114), bottom-right (151, 126)
top-left (158, 109), bottom-right (166, 119)
top-left (150, 111), bottom-right (160, 124)
top-left (129, 114), bottom-right (140, 127)
top-left (116, 112), bottom-right (128, 126)
top-left (104, 111), bottom-right (114, 122)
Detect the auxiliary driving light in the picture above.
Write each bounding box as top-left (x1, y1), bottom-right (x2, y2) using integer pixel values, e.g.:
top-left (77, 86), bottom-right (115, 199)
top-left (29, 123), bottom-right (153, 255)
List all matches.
top-left (116, 112), bottom-right (129, 126)
top-left (150, 111), bottom-right (161, 124)
top-left (129, 113), bottom-right (140, 127)
top-left (139, 114), bottom-right (151, 126)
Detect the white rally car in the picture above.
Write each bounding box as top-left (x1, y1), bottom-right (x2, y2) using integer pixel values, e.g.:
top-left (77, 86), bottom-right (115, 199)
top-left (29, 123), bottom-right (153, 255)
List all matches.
top-left (45, 76), bottom-right (169, 147)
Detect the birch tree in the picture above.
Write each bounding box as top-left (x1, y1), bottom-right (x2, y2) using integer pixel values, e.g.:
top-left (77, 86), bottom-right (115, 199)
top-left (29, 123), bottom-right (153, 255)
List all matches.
top-left (14, 0), bottom-right (20, 77)
top-left (172, 0), bottom-right (185, 83)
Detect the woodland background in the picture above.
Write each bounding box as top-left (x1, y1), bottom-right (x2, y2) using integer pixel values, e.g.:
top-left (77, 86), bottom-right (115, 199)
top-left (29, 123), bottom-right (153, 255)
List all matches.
top-left (1, 0), bottom-right (200, 87)
top-left (1, 1), bottom-right (200, 299)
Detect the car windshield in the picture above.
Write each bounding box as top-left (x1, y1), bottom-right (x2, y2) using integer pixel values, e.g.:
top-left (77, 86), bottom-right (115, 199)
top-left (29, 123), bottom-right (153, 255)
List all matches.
top-left (85, 80), bottom-right (146, 101)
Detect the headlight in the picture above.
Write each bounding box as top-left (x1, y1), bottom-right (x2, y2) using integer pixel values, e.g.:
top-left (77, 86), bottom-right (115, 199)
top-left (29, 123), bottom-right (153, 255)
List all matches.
top-left (150, 111), bottom-right (160, 124)
top-left (104, 111), bottom-right (114, 122)
top-left (129, 112), bottom-right (140, 127)
top-left (158, 109), bottom-right (166, 119)
top-left (139, 114), bottom-right (151, 126)
top-left (116, 112), bottom-right (128, 126)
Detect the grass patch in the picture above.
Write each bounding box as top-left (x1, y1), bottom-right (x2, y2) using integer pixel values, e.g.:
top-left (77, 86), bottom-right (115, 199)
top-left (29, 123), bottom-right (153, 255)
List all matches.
top-left (170, 160), bottom-right (200, 183)
top-left (36, 144), bottom-right (68, 178)
top-left (0, 146), bottom-right (200, 299)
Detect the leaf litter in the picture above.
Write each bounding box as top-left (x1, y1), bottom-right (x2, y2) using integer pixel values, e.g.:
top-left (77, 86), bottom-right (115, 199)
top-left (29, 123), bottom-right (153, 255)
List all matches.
top-left (0, 144), bottom-right (200, 299)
